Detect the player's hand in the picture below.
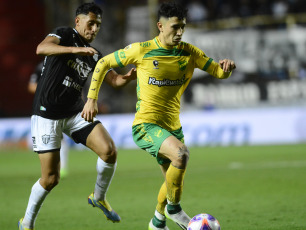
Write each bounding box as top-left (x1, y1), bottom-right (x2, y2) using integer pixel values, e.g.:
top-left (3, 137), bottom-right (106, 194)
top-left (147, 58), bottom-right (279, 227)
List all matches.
top-left (81, 98), bottom-right (98, 122)
top-left (73, 47), bottom-right (98, 56)
top-left (219, 59), bottom-right (236, 72)
top-left (122, 68), bottom-right (137, 81)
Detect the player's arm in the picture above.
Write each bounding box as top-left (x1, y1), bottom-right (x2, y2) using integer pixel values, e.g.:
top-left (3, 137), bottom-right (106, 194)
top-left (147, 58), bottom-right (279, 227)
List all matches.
top-left (81, 53), bottom-right (119, 122)
top-left (82, 43), bottom-right (139, 122)
top-left (104, 68), bottom-right (137, 88)
top-left (192, 43), bottom-right (236, 79)
top-left (36, 36), bottom-right (97, 56)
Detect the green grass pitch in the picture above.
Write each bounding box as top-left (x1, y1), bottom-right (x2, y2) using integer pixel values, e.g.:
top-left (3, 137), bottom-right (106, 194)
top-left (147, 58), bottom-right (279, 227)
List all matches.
top-left (1, 144), bottom-right (306, 230)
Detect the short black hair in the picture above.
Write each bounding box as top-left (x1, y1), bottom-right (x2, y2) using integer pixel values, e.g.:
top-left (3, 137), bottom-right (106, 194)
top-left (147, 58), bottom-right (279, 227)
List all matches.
top-left (158, 2), bottom-right (188, 21)
top-left (75, 2), bottom-right (102, 17)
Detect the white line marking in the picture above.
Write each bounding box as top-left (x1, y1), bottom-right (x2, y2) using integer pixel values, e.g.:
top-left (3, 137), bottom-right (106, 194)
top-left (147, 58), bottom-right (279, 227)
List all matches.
top-left (228, 161), bottom-right (306, 170)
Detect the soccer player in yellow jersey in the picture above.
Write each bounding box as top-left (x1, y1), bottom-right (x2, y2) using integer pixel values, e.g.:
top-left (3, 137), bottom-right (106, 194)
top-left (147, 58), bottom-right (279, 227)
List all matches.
top-left (82, 2), bottom-right (236, 230)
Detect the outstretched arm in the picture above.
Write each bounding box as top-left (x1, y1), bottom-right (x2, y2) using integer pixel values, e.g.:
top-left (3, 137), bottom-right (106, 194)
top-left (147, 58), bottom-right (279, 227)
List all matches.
top-left (104, 68), bottom-right (137, 88)
top-left (36, 36), bottom-right (98, 56)
top-left (81, 68), bottom-right (137, 122)
top-left (82, 43), bottom-right (138, 122)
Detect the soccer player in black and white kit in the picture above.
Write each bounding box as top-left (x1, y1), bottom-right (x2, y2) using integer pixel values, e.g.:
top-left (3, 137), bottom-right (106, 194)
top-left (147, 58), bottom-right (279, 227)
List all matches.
top-left (18, 3), bottom-right (136, 230)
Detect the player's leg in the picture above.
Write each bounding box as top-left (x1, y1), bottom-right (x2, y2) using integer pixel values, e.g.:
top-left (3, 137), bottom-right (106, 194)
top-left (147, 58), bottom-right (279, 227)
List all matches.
top-left (85, 123), bottom-right (120, 222)
top-left (19, 115), bottom-right (62, 229)
top-left (149, 164), bottom-right (170, 230)
top-left (65, 112), bottom-right (119, 222)
top-left (20, 151), bottom-right (60, 229)
top-left (156, 163), bottom-right (169, 215)
top-left (159, 136), bottom-right (191, 229)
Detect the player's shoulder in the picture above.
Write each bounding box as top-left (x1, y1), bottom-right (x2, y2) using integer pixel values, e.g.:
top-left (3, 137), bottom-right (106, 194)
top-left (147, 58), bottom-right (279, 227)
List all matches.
top-left (179, 41), bottom-right (205, 57)
top-left (126, 38), bottom-right (157, 51)
top-left (139, 38), bottom-right (155, 49)
top-left (50, 26), bottom-right (72, 34)
top-left (179, 41), bottom-right (199, 51)
top-left (48, 26), bottom-right (73, 40)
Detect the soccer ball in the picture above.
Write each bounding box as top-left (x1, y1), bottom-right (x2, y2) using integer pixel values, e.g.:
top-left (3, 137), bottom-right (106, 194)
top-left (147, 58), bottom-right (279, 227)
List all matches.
top-left (188, 213), bottom-right (221, 230)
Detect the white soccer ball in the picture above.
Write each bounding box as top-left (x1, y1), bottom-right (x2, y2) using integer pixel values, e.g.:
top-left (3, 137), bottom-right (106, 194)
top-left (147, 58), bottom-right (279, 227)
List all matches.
top-left (187, 213), bottom-right (221, 230)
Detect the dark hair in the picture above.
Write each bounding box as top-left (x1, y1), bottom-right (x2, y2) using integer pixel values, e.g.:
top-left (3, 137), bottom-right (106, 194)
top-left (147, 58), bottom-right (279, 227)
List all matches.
top-left (75, 2), bottom-right (102, 17)
top-left (158, 2), bottom-right (188, 21)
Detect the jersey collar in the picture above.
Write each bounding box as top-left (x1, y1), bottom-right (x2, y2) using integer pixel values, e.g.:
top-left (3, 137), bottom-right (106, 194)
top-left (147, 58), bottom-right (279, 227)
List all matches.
top-left (154, 36), bottom-right (179, 50)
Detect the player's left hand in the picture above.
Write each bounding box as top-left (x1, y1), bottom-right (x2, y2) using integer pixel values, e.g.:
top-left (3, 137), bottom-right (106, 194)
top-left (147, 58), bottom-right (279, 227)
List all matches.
top-left (219, 59), bottom-right (236, 72)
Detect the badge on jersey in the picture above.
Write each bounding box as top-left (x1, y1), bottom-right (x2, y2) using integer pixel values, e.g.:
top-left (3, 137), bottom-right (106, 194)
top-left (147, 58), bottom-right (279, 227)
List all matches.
top-left (153, 60), bottom-right (159, 69)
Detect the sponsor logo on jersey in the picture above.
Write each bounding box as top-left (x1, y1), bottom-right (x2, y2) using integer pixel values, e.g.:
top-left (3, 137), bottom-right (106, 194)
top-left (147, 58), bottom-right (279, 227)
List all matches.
top-left (153, 60), bottom-right (159, 69)
top-left (67, 58), bottom-right (92, 80)
top-left (62, 76), bottom-right (83, 92)
top-left (148, 75), bottom-right (187, 87)
top-left (63, 76), bottom-right (72, 87)
top-left (42, 134), bottom-right (50, 144)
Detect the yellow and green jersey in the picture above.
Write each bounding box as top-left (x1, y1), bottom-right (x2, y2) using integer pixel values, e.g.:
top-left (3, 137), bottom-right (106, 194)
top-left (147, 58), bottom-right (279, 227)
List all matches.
top-left (88, 36), bottom-right (231, 131)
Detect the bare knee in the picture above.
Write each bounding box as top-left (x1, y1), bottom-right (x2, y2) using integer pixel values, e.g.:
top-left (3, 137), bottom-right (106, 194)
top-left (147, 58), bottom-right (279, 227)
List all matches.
top-left (171, 145), bottom-right (189, 169)
top-left (40, 174), bottom-right (60, 191)
top-left (99, 143), bottom-right (117, 163)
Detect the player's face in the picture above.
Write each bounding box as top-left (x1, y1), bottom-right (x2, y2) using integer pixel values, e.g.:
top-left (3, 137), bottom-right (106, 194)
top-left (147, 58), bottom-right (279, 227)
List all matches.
top-left (75, 12), bottom-right (102, 43)
top-left (158, 16), bottom-right (186, 47)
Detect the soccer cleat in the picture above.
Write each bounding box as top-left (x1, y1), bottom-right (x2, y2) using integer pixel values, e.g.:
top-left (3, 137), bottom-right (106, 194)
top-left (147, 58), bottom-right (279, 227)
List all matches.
top-left (18, 218), bottom-right (34, 230)
top-left (88, 193), bottom-right (120, 222)
top-left (148, 217), bottom-right (170, 230)
top-left (165, 204), bottom-right (191, 230)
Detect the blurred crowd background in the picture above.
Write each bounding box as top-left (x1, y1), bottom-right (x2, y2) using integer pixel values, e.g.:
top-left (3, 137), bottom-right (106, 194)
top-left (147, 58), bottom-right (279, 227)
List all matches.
top-left (1, 0), bottom-right (306, 117)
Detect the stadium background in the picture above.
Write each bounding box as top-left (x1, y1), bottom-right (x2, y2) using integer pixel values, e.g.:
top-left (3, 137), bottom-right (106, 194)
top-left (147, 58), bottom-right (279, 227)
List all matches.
top-left (0, 0), bottom-right (306, 147)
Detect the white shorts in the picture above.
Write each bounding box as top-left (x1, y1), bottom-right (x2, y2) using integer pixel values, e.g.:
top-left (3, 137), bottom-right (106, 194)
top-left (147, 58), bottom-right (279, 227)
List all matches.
top-left (31, 112), bottom-right (99, 153)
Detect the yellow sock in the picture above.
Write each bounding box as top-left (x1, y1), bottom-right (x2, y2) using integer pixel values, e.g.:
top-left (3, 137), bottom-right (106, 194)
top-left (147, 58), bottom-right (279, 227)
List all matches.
top-left (156, 182), bottom-right (167, 215)
top-left (166, 164), bottom-right (186, 204)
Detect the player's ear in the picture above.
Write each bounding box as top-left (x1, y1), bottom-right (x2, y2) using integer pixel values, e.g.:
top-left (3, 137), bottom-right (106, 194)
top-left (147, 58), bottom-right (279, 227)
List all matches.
top-left (157, 21), bottom-right (163, 33)
top-left (75, 16), bottom-right (80, 26)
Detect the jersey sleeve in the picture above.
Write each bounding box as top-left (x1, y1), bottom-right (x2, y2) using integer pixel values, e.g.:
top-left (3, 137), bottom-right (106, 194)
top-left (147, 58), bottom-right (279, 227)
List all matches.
top-left (112, 43), bottom-right (140, 67)
top-left (191, 44), bottom-right (231, 79)
top-left (87, 43), bottom-right (140, 99)
top-left (47, 27), bottom-right (71, 46)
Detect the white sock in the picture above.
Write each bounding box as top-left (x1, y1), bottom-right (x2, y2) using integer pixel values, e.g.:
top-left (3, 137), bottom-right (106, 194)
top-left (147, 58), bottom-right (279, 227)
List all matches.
top-left (155, 210), bottom-right (166, 221)
top-left (94, 157), bottom-right (116, 201)
top-left (23, 179), bottom-right (49, 229)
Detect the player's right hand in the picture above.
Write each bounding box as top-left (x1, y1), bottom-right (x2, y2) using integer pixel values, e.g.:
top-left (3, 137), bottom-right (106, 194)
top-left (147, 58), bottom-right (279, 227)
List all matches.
top-left (73, 47), bottom-right (98, 56)
top-left (81, 98), bottom-right (98, 122)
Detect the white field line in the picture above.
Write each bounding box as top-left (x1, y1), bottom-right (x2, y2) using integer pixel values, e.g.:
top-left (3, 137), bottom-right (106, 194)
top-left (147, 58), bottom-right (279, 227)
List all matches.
top-left (228, 161), bottom-right (306, 170)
